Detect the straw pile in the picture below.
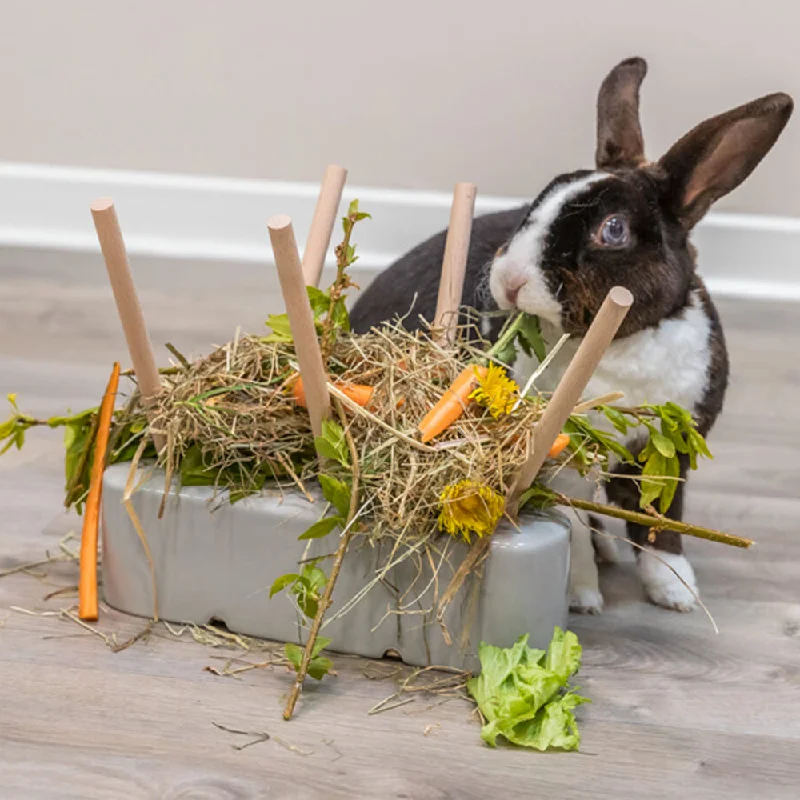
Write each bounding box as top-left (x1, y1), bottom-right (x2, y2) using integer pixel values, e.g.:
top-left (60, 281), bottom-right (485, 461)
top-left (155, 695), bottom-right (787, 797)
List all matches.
top-left (131, 319), bottom-right (580, 547)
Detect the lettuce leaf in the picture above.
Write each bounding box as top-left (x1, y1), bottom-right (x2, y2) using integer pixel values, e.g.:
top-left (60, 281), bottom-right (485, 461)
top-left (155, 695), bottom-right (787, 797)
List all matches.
top-left (467, 628), bottom-right (590, 751)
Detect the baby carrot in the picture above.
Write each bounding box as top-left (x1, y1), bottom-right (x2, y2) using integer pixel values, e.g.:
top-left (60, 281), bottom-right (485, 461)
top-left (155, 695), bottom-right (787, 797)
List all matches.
top-left (548, 432), bottom-right (571, 458)
top-left (293, 375), bottom-right (374, 409)
top-left (418, 365), bottom-right (488, 443)
top-left (78, 361), bottom-right (120, 621)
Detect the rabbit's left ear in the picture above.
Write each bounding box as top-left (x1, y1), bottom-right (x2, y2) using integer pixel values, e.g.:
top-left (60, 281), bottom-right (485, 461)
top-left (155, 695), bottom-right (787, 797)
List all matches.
top-left (595, 57), bottom-right (648, 170)
top-left (658, 92), bottom-right (793, 230)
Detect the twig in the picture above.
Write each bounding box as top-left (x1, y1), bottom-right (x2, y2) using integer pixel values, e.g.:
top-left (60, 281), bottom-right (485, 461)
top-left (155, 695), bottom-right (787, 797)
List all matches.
top-left (213, 721), bottom-right (271, 751)
top-left (0, 554), bottom-right (73, 579)
top-left (283, 398), bottom-right (360, 721)
top-left (109, 620), bottom-right (154, 653)
top-left (368, 693), bottom-right (416, 715)
top-left (164, 342), bottom-right (191, 369)
top-left (552, 492), bottom-right (753, 548)
top-left (572, 391), bottom-right (625, 415)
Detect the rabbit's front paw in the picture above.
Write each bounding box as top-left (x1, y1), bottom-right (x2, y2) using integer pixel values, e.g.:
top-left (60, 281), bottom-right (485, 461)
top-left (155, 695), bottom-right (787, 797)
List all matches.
top-left (638, 549), bottom-right (698, 612)
top-left (569, 586), bottom-right (604, 615)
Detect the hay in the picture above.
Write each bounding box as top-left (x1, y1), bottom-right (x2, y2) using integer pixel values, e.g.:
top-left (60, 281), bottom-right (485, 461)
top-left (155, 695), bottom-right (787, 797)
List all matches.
top-left (133, 320), bottom-right (576, 540)
top-left (110, 316), bottom-right (593, 629)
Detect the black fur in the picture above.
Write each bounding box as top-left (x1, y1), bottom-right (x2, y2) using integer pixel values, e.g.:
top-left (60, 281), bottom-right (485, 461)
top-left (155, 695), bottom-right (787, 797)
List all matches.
top-left (349, 206), bottom-right (527, 341)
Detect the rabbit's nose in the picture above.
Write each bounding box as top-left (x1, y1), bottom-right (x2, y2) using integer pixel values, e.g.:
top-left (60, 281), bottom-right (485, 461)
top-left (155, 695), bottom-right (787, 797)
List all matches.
top-left (505, 278), bottom-right (526, 307)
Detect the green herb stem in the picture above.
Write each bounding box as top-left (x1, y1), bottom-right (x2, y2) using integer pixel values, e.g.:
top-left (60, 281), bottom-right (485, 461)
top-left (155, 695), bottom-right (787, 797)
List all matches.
top-left (283, 399), bottom-right (360, 720)
top-left (553, 492), bottom-right (753, 548)
top-left (485, 312), bottom-right (525, 362)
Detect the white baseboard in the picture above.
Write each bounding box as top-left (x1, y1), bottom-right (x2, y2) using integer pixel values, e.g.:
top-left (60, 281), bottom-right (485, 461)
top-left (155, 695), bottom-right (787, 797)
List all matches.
top-left (2, 161), bottom-right (800, 301)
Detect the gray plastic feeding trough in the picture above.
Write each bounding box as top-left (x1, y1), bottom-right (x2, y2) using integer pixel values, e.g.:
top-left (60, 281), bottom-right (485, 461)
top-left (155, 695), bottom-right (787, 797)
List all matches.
top-left (100, 462), bottom-right (571, 672)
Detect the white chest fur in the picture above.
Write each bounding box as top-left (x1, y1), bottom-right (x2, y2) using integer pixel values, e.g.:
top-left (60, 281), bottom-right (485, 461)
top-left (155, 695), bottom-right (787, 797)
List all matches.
top-left (514, 291), bottom-right (713, 430)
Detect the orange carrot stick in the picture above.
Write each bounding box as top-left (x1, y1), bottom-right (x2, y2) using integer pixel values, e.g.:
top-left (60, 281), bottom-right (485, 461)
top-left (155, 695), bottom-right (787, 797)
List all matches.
top-left (418, 365), bottom-right (488, 443)
top-left (293, 375), bottom-right (374, 409)
top-left (78, 361), bottom-right (120, 621)
top-left (548, 432), bottom-right (571, 458)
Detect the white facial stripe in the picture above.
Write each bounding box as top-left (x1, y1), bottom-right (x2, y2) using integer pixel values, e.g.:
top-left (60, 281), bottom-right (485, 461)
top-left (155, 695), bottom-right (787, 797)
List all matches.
top-left (489, 172), bottom-right (611, 325)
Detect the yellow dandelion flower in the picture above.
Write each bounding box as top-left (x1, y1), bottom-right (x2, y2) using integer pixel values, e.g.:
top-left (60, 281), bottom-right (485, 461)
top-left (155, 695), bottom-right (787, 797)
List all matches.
top-left (438, 480), bottom-right (505, 544)
top-left (470, 363), bottom-right (518, 419)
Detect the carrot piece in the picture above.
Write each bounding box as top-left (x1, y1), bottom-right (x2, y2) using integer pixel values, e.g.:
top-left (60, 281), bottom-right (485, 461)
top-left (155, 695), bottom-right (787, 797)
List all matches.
top-left (418, 365), bottom-right (488, 443)
top-left (293, 375), bottom-right (374, 409)
top-left (78, 361), bottom-right (120, 621)
top-left (547, 432), bottom-right (571, 458)
top-left (292, 375), bottom-right (307, 407)
top-left (338, 383), bottom-right (374, 407)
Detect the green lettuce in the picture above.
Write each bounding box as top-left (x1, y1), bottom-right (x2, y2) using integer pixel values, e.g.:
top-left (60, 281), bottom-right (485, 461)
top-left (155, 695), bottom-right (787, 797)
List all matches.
top-left (467, 628), bottom-right (590, 751)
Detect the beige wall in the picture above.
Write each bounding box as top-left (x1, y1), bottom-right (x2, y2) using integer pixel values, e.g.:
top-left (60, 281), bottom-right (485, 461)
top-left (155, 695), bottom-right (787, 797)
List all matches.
top-left (1, 0), bottom-right (798, 216)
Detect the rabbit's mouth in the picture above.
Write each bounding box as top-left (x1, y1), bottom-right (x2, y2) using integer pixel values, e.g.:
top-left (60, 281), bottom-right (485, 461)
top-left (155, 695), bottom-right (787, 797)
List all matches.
top-left (488, 255), bottom-right (563, 327)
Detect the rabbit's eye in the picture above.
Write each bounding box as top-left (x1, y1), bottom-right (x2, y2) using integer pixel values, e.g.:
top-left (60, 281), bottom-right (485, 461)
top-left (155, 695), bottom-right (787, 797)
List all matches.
top-left (599, 215), bottom-right (630, 247)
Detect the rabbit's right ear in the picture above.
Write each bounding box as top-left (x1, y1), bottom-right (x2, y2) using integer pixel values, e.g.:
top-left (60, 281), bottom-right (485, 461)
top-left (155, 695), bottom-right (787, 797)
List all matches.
top-left (595, 57), bottom-right (648, 170)
top-left (658, 92), bottom-right (793, 229)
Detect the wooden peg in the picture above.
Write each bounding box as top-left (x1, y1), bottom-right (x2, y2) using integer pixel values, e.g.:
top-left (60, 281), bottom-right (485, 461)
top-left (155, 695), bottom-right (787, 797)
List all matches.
top-left (90, 199), bottom-right (165, 453)
top-left (433, 182), bottom-right (477, 346)
top-left (303, 164), bottom-right (348, 288)
top-left (506, 286), bottom-right (634, 516)
top-left (268, 214), bottom-right (331, 438)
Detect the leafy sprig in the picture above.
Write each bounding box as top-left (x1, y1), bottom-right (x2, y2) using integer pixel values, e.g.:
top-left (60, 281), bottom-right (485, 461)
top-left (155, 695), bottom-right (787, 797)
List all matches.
top-left (562, 401), bottom-right (713, 513)
top-left (268, 419), bottom-right (356, 683)
top-left (263, 199), bottom-right (370, 352)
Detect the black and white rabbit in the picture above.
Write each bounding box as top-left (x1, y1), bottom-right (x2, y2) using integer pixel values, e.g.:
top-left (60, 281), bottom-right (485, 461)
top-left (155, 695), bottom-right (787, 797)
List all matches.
top-left (350, 57), bottom-right (793, 614)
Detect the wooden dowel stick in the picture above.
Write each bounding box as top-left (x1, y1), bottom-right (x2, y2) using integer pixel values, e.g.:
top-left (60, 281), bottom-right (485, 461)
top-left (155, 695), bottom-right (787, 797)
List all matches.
top-left (302, 164), bottom-right (348, 288)
top-left (506, 286), bottom-right (634, 515)
top-left (90, 199), bottom-right (165, 453)
top-left (433, 182), bottom-right (477, 346)
top-left (268, 214), bottom-right (331, 438)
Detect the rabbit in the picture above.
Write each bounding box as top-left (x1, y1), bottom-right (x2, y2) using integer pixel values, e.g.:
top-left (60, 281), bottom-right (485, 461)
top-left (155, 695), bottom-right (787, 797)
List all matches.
top-left (349, 56), bottom-right (793, 614)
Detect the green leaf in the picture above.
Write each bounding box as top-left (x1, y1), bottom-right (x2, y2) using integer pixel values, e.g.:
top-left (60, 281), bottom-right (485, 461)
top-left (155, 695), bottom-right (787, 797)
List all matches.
top-left (306, 286), bottom-right (331, 318)
top-left (332, 297), bottom-right (351, 332)
top-left (651, 432), bottom-right (676, 459)
top-left (517, 484), bottom-right (558, 510)
top-left (298, 515), bottom-right (342, 540)
top-left (300, 564), bottom-right (328, 596)
top-left (544, 626), bottom-right (583, 682)
top-left (687, 428), bottom-right (713, 460)
top-left (516, 314), bottom-right (546, 362)
top-left (284, 637), bottom-right (333, 680)
top-left (64, 418), bottom-right (92, 488)
top-left (314, 419), bottom-right (349, 466)
top-left (307, 656), bottom-right (333, 680)
top-left (314, 438), bottom-right (341, 463)
top-left (264, 313), bottom-right (293, 343)
top-left (659, 455), bottom-right (681, 514)
top-left (639, 451), bottom-right (666, 508)
top-left (318, 474), bottom-right (351, 517)
top-left (311, 635), bottom-right (332, 658)
top-left (269, 573), bottom-right (300, 598)
top-left (670, 429), bottom-right (689, 455)
top-left (284, 642), bottom-right (303, 671)
top-left (466, 628), bottom-right (589, 751)
top-left (600, 406), bottom-right (630, 435)
top-left (47, 407), bottom-right (96, 428)
top-left (565, 416), bottom-right (634, 465)
top-left (492, 336), bottom-right (518, 367)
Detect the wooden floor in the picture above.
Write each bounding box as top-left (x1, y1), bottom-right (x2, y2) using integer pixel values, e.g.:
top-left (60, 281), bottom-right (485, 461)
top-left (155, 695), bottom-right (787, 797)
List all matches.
top-left (1, 255), bottom-right (799, 799)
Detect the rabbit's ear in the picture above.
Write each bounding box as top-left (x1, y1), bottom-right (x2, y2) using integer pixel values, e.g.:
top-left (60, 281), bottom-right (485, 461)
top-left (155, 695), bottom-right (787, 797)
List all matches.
top-left (595, 57), bottom-right (648, 170)
top-left (659, 92), bottom-right (793, 229)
